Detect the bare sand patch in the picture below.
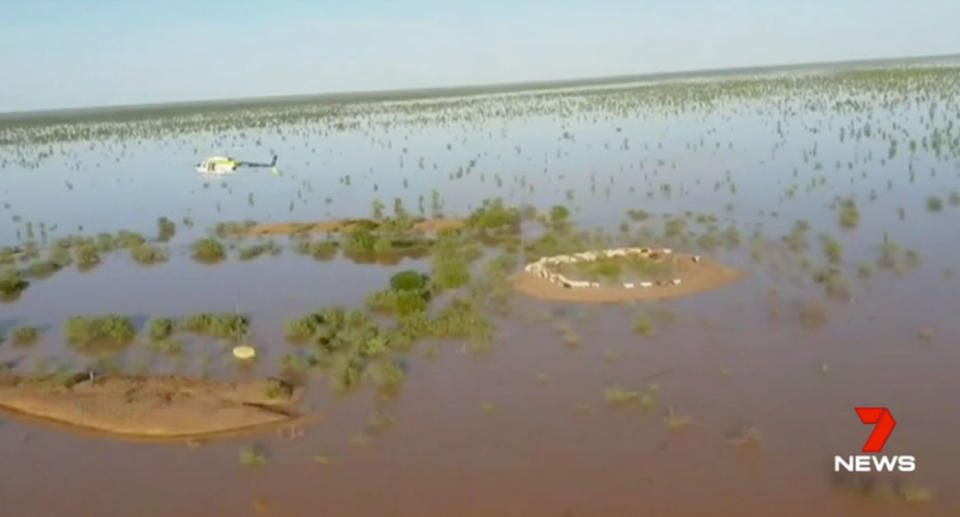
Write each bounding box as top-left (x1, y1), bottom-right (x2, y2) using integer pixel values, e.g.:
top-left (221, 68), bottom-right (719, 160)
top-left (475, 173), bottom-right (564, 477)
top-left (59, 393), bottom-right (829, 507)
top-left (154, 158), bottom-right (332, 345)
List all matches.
top-left (513, 249), bottom-right (743, 303)
top-left (0, 374), bottom-right (302, 439)
top-left (241, 218), bottom-right (463, 236)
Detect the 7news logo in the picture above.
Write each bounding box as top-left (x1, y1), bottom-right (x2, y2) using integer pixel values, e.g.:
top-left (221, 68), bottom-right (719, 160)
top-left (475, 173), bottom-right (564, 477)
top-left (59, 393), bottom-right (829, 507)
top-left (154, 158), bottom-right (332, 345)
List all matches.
top-left (834, 407), bottom-right (915, 472)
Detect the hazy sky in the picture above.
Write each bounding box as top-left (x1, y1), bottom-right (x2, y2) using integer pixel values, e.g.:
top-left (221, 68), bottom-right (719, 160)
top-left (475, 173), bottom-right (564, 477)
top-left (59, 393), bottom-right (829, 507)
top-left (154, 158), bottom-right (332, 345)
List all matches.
top-left (2, 0), bottom-right (958, 112)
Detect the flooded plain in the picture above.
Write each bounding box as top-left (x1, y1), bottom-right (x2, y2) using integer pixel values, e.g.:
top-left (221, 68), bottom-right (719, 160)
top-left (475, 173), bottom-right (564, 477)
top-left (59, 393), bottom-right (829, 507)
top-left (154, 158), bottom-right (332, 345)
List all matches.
top-left (2, 61), bottom-right (960, 516)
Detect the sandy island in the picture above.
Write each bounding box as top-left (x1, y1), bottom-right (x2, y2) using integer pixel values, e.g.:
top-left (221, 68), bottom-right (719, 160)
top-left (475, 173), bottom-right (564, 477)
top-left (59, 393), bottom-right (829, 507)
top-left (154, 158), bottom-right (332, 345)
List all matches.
top-left (512, 248), bottom-right (743, 303)
top-left (0, 374), bottom-right (303, 439)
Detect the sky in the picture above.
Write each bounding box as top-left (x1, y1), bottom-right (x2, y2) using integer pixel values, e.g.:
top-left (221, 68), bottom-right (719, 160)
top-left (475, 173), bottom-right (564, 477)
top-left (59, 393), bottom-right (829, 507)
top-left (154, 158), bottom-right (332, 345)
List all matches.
top-left (2, 0), bottom-right (959, 112)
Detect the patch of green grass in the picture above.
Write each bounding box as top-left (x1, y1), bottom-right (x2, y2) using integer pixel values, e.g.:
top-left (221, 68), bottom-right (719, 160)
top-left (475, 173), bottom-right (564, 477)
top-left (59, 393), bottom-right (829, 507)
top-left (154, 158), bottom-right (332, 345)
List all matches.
top-left (147, 317), bottom-right (175, 340)
top-left (24, 258), bottom-right (66, 279)
top-left (74, 244), bottom-right (101, 271)
top-left (604, 386), bottom-right (640, 404)
top-left (237, 241), bottom-right (281, 261)
top-left (238, 445), bottom-right (269, 467)
top-left (370, 362), bottom-right (406, 395)
top-left (96, 233), bottom-right (117, 252)
top-left (466, 198), bottom-right (521, 233)
top-left (147, 338), bottom-right (184, 356)
top-left (214, 220), bottom-right (257, 238)
top-left (664, 218), bottom-right (686, 238)
top-left (820, 234), bottom-right (843, 264)
top-left (926, 196), bottom-right (943, 212)
top-left (179, 313), bottom-right (248, 339)
top-left (632, 315), bottom-right (654, 336)
top-left (283, 313), bottom-right (326, 342)
top-left (156, 217), bottom-right (176, 242)
top-left (626, 209), bottom-right (650, 221)
top-left (838, 198), bottom-right (860, 229)
top-left (11, 325), bottom-right (39, 346)
top-left (0, 269), bottom-right (29, 301)
top-left (813, 267), bottom-right (851, 300)
top-left (190, 238), bottom-right (226, 263)
top-left (115, 230), bottom-right (146, 248)
top-left (130, 244), bottom-right (168, 265)
top-left (265, 378), bottom-right (294, 399)
top-left (293, 240), bottom-right (338, 260)
top-left (366, 288), bottom-right (429, 315)
top-left (64, 314), bottom-right (136, 353)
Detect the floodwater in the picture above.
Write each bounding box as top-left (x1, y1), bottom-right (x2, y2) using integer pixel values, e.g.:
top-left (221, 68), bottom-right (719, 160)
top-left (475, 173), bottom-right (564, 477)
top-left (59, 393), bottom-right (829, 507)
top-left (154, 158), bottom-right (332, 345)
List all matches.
top-left (2, 61), bottom-right (960, 516)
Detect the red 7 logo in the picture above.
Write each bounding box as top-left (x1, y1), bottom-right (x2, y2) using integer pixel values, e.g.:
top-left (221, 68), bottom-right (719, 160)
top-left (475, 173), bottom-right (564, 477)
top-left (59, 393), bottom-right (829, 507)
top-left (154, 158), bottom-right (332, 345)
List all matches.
top-left (855, 407), bottom-right (896, 453)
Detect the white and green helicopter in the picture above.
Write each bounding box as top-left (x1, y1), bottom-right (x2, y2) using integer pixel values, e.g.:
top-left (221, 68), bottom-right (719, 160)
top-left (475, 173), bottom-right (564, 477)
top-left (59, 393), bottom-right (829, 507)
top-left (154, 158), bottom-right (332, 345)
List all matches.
top-left (196, 154), bottom-right (278, 175)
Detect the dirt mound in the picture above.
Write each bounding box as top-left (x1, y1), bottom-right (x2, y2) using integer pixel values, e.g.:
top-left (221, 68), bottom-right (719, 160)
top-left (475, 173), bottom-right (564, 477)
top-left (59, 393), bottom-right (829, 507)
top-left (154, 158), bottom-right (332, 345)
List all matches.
top-left (0, 374), bottom-right (302, 439)
top-left (512, 248), bottom-right (743, 303)
top-left (241, 218), bottom-right (464, 236)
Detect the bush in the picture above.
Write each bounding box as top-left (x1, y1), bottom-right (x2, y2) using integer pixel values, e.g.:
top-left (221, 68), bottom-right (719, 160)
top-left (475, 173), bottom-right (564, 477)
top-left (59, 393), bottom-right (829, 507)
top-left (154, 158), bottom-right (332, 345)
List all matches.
top-left (389, 270), bottom-right (427, 291)
top-left (130, 244), bottom-right (168, 265)
top-left (238, 242), bottom-right (280, 261)
top-left (65, 314), bottom-right (136, 352)
top-left (115, 230), bottom-right (146, 248)
top-left (549, 205), bottom-right (570, 224)
top-left (25, 259), bottom-right (65, 279)
top-left (466, 199), bottom-right (520, 232)
top-left (191, 238), bottom-right (226, 263)
top-left (632, 315), bottom-right (653, 336)
top-left (147, 317), bottom-right (175, 340)
top-left (283, 313), bottom-right (325, 342)
top-left (838, 199), bottom-right (860, 229)
top-left (294, 240), bottom-right (338, 260)
top-left (366, 289), bottom-right (429, 315)
top-left (74, 244), bottom-right (101, 271)
top-left (926, 196), bottom-right (943, 212)
top-left (179, 313), bottom-right (248, 338)
top-left (11, 326), bottom-right (39, 346)
top-left (0, 269), bottom-right (29, 301)
top-left (157, 217), bottom-right (176, 242)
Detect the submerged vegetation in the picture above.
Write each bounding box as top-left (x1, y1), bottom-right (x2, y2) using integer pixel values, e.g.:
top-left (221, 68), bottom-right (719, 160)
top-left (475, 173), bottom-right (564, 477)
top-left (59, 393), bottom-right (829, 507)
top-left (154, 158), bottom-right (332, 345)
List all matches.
top-left (0, 63), bottom-right (958, 513)
top-left (190, 238), bottom-right (226, 263)
top-left (64, 314), bottom-right (136, 353)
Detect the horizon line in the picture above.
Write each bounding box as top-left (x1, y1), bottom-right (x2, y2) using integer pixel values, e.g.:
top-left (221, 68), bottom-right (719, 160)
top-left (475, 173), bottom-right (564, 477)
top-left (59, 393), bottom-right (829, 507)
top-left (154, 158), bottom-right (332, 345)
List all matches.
top-left (3, 51), bottom-right (958, 120)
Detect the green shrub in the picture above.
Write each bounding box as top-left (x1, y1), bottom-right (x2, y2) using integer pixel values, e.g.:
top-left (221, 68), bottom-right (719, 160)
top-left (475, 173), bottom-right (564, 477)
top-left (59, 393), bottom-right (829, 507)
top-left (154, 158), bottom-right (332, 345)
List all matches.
top-left (283, 313), bottom-right (325, 342)
top-left (25, 258), bottom-right (65, 279)
top-left (366, 289), bottom-right (429, 315)
top-left (191, 238), bottom-right (226, 263)
top-left (74, 244), bottom-right (101, 271)
top-left (157, 217), bottom-right (176, 242)
top-left (294, 240), bottom-right (338, 260)
top-left (96, 233), bottom-right (117, 252)
top-left (389, 270), bottom-right (427, 291)
top-left (65, 314), bottom-right (136, 352)
top-left (466, 199), bottom-right (520, 232)
top-left (238, 445), bottom-right (269, 467)
top-left (147, 339), bottom-right (183, 356)
top-left (632, 315), bottom-right (654, 336)
top-left (838, 199), bottom-right (860, 229)
top-left (926, 196), bottom-right (943, 212)
top-left (0, 270), bottom-right (29, 301)
top-left (115, 230), bottom-right (146, 248)
top-left (11, 326), bottom-right (39, 346)
top-left (179, 313), bottom-right (248, 339)
top-left (549, 205), bottom-right (570, 224)
top-left (237, 242), bottom-right (280, 261)
top-left (147, 317), bottom-right (175, 340)
top-left (130, 244), bottom-right (168, 265)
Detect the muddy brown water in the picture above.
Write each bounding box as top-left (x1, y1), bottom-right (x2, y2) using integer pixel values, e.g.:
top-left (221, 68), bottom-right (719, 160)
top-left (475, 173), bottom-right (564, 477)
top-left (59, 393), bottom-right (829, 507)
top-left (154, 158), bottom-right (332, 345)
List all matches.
top-left (2, 63), bottom-right (960, 516)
